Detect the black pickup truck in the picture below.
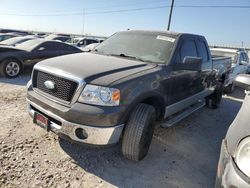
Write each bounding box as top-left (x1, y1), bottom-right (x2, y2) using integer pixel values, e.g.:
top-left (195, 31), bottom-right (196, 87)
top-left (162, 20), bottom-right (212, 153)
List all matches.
top-left (27, 30), bottom-right (231, 161)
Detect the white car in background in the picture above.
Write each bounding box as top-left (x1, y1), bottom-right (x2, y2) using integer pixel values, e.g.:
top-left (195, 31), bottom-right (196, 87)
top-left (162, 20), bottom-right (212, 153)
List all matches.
top-left (211, 48), bottom-right (250, 93)
top-left (81, 43), bottom-right (99, 52)
top-left (67, 37), bottom-right (99, 48)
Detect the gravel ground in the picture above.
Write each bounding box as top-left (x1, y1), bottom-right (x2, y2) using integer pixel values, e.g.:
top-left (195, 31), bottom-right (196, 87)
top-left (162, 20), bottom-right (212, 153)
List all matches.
top-left (0, 73), bottom-right (245, 188)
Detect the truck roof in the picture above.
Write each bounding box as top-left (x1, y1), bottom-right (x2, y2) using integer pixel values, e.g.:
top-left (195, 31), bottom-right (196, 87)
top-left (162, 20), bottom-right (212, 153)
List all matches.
top-left (119, 30), bottom-right (205, 39)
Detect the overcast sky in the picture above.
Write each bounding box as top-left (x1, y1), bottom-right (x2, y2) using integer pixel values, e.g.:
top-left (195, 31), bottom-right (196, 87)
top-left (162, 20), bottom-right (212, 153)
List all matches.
top-left (0, 0), bottom-right (249, 47)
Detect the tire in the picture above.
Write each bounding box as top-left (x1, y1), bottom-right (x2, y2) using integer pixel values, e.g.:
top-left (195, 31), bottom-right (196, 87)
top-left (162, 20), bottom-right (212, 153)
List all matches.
top-left (206, 81), bottom-right (223, 109)
top-left (224, 83), bottom-right (235, 94)
top-left (122, 103), bottom-right (156, 161)
top-left (0, 59), bottom-right (22, 78)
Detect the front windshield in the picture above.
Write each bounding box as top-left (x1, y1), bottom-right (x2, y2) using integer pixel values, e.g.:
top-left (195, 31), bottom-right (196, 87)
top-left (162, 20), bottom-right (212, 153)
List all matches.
top-left (0, 37), bottom-right (24, 46)
top-left (16, 39), bottom-right (43, 50)
top-left (211, 50), bottom-right (238, 64)
top-left (94, 32), bottom-right (176, 64)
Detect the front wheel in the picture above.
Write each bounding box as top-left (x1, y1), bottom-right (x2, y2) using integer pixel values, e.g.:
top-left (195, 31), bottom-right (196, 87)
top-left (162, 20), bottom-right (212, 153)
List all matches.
top-left (0, 59), bottom-right (22, 78)
top-left (122, 103), bottom-right (156, 161)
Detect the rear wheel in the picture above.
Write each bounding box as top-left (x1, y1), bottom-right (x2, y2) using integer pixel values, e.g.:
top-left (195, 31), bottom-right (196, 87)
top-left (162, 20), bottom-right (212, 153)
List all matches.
top-left (206, 81), bottom-right (223, 109)
top-left (0, 59), bottom-right (22, 78)
top-left (122, 103), bottom-right (156, 161)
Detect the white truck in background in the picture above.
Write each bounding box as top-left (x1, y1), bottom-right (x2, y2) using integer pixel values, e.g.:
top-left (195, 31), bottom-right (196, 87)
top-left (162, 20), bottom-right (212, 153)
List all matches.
top-left (211, 48), bottom-right (250, 93)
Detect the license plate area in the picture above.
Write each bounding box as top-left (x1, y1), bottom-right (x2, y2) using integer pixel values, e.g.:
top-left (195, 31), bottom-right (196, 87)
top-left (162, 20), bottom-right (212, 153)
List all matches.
top-left (33, 112), bottom-right (50, 132)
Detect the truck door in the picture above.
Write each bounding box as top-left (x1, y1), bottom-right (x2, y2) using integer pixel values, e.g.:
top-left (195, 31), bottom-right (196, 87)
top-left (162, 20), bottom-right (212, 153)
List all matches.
top-left (169, 38), bottom-right (202, 105)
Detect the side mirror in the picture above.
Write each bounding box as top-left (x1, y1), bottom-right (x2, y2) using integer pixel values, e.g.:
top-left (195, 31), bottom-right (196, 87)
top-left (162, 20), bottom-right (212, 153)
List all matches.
top-left (234, 74), bottom-right (250, 91)
top-left (175, 56), bottom-right (202, 71)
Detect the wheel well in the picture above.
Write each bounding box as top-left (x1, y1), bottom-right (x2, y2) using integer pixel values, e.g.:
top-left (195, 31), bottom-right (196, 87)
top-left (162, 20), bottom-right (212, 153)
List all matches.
top-left (141, 96), bottom-right (165, 121)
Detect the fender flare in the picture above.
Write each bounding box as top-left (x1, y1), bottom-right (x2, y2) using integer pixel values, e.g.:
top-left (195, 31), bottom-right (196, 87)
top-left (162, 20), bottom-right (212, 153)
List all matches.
top-left (121, 91), bottom-right (166, 123)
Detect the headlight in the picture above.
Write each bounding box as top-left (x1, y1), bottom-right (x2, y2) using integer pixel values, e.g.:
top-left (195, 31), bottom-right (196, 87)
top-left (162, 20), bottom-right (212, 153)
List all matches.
top-left (78, 84), bottom-right (120, 106)
top-left (235, 137), bottom-right (250, 177)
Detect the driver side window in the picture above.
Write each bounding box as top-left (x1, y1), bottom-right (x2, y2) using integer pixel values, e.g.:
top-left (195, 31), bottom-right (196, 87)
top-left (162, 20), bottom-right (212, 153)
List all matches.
top-left (176, 39), bottom-right (198, 63)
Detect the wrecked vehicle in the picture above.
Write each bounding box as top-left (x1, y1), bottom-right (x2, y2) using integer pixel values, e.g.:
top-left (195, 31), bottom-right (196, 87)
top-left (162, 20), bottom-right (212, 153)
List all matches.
top-left (27, 30), bottom-right (231, 161)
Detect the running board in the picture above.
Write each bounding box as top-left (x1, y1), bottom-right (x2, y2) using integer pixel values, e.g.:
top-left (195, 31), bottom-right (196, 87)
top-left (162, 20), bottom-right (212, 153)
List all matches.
top-left (161, 101), bottom-right (205, 128)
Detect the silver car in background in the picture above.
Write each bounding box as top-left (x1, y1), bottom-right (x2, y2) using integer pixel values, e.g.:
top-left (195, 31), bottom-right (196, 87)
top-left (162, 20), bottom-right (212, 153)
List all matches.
top-left (211, 48), bottom-right (250, 93)
top-left (216, 74), bottom-right (250, 187)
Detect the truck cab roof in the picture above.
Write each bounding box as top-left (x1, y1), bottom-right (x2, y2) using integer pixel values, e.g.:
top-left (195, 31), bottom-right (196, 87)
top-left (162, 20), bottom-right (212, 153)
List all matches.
top-left (120, 30), bottom-right (206, 40)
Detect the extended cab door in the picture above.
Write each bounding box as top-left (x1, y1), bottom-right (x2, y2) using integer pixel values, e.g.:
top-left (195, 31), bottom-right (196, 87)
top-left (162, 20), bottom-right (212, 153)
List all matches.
top-left (169, 37), bottom-right (203, 105)
top-left (196, 39), bottom-right (213, 91)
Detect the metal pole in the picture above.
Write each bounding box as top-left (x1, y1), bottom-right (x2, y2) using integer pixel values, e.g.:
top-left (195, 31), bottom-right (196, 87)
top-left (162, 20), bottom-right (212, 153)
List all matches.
top-left (167, 0), bottom-right (175, 30)
top-left (82, 8), bottom-right (85, 36)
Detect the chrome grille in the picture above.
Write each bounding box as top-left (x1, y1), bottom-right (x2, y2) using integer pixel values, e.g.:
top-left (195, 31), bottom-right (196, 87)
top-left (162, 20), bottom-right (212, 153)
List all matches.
top-left (32, 70), bottom-right (78, 102)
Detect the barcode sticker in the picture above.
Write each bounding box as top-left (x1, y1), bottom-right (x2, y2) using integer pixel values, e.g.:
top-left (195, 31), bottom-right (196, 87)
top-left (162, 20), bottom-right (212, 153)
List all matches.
top-left (156, 35), bottom-right (175, 42)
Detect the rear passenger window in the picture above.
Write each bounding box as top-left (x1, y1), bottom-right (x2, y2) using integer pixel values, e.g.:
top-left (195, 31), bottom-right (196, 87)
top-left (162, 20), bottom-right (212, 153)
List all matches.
top-left (199, 41), bottom-right (209, 62)
top-left (180, 39), bottom-right (198, 62)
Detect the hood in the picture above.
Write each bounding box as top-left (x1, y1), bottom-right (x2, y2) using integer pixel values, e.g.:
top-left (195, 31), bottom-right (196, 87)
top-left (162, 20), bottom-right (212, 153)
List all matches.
top-left (35, 52), bottom-right (157, 85)
top-left (226, 94), bottom-right (250, 156)
top-left (0, 45), bottom-right (25, 52)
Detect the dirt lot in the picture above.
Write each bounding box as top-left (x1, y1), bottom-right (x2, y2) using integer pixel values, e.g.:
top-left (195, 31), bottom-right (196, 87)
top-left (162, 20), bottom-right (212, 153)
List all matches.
top-left (0, 73), bottom-right (245, 188)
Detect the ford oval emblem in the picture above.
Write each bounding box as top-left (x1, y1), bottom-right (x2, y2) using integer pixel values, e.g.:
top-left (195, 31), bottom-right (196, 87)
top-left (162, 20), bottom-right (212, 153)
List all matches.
top-left (44, 80), bottom-right (55, 90)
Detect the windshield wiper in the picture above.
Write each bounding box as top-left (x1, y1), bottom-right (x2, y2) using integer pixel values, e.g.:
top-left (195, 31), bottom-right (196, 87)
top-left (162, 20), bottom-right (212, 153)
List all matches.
top-left (93, 52), bottom-right (158, 64)
top-left (109, 53), bottom-right (147, 62)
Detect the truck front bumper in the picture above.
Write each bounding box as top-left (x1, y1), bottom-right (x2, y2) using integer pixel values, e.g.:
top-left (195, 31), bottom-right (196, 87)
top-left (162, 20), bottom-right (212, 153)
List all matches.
top-left (215, 139), bottom-right (250, 188)
top-left (27, 99), bottom-right (124, 145)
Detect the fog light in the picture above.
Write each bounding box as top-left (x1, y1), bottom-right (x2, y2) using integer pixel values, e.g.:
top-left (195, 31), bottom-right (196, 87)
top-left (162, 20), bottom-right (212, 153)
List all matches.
top-left (75, 128), bottom-right (88, 140)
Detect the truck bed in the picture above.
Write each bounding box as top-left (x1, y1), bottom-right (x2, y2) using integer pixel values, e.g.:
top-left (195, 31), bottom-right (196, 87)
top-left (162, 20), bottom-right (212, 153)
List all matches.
top-left (212, 55), bottom-right (232, 62)
top-left (212, 56), bottom-right (232, 85)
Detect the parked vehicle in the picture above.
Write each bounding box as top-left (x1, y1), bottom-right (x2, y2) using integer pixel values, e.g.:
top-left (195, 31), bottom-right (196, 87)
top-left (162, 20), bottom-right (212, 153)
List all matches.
top-left (215, 74), bottom-right (250, 188)
top-left (0, 33), bottom-right (20, 42)
top-left (0, 36), bottom-right (36, 46)
top-left (82, 43), bottom-right (99, 52)
top-left (211, 48), bottom-right (250, 93)
top-left (0, 39), bottom-right (82, 78)
top-left (67, 37), bottom-right (99, 48)
top-left (27, 30), bottom-right (231, 161)
top-left (45, 34), bottom-right (71, 42)
top-left (0, 29), bottom-right (30, 36)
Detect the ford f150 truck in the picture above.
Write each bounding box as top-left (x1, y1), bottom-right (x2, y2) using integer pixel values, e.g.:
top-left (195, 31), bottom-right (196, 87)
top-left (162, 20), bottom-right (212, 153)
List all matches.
top-left (27, 30), bottom-right (231, 161)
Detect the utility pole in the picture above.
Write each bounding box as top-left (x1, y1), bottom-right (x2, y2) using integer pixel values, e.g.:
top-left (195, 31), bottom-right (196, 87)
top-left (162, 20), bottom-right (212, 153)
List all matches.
top-left (167, 0), bottom-right (175, 30)
top-left (82, 8), bottom-right (85, 36)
